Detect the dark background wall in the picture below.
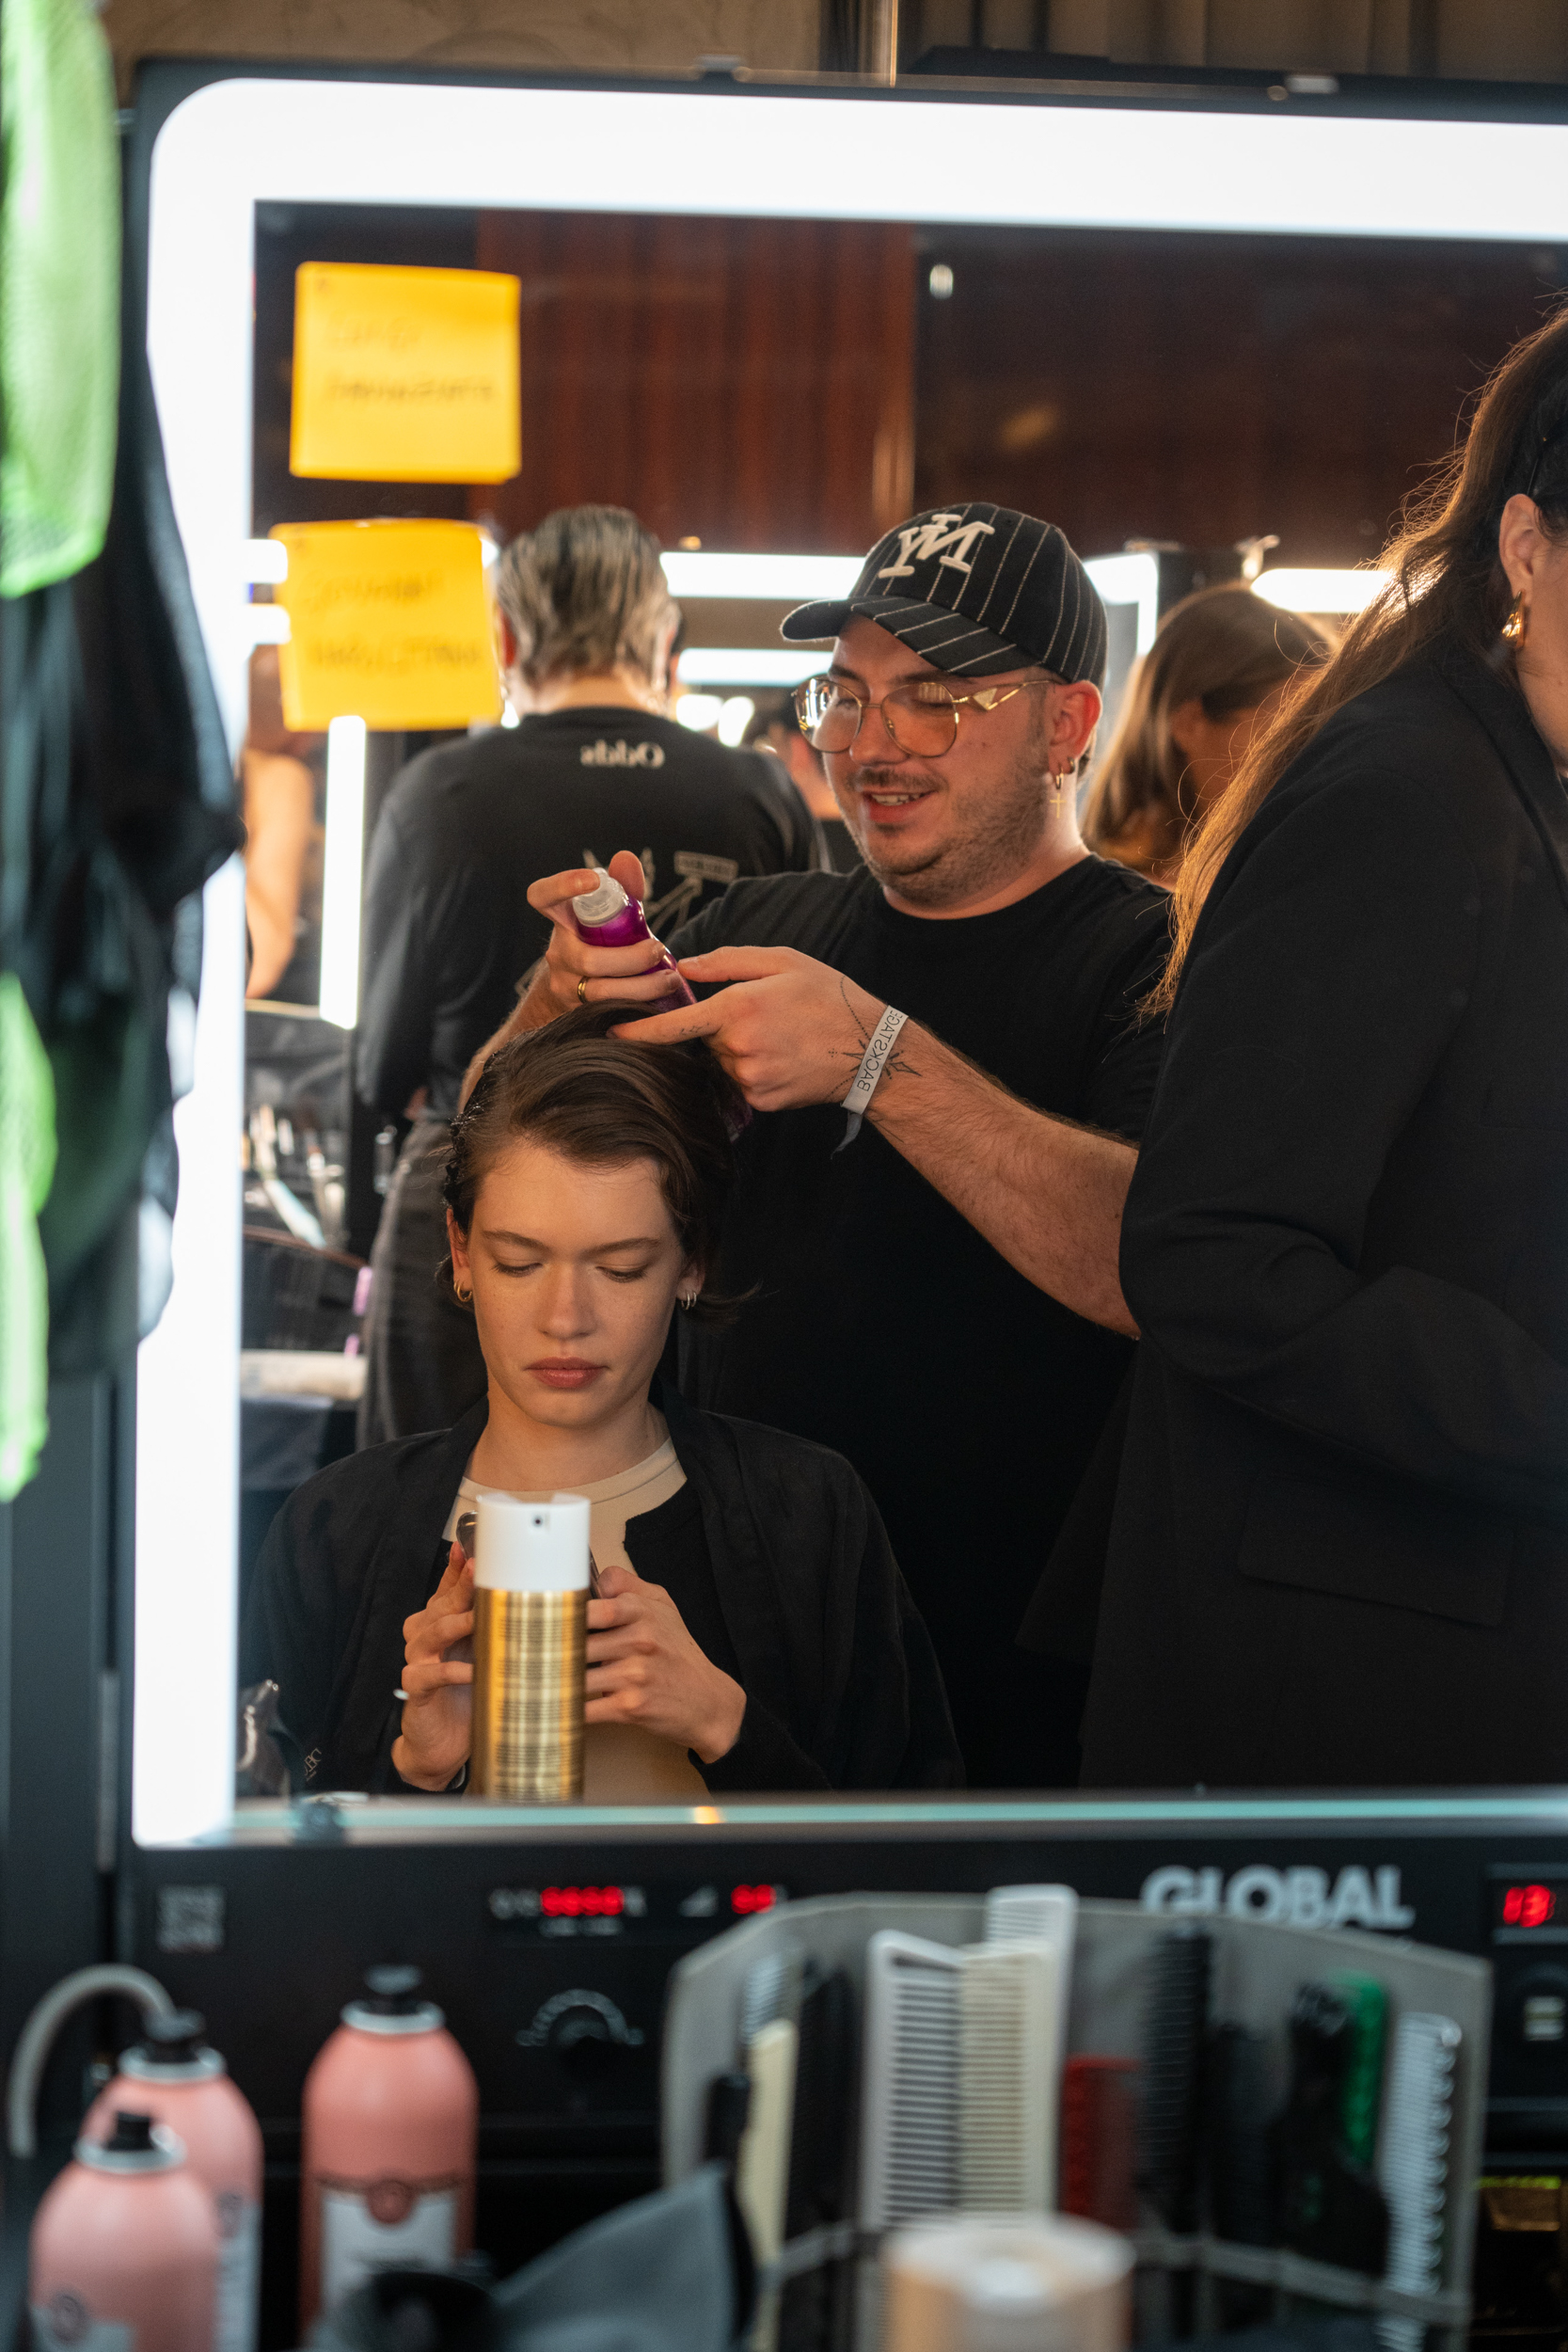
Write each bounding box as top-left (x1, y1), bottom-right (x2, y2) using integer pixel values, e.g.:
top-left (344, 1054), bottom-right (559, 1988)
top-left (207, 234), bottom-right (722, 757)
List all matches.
top-left (253, 202), bottom-right (1567, 566)
top-left (912, 226), bottom-right (1568, 564)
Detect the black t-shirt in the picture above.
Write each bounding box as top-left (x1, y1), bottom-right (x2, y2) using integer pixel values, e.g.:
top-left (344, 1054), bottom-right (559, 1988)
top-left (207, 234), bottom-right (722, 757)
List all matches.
top-left (668, 858), bottom-right (1169, 1787)
top-left (356, 709), bottom-right (823, 1118)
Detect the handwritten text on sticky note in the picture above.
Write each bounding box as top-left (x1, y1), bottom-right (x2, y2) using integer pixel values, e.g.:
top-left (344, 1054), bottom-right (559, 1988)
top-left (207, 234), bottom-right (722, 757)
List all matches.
top-left (290, 262), bottom-right (521, 484)
top-left (273, 519), bottom-right (501, 729)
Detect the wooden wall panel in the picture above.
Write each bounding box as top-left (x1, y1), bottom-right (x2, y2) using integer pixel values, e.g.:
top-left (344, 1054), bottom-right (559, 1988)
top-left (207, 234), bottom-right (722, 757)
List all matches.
top-left (914, 225), bottom-right (1567, 567)
top-left (471, 212), bottom-right (915, 552)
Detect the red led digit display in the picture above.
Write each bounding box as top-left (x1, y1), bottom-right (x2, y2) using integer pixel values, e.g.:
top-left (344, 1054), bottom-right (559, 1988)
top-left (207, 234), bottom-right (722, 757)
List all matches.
top-left (731, 1884), bottom-right (777, 1915)
top-left (1501, 1883), bottom-right (1558, 1929)
top-left (541, 1885), bottom-right (626, 1917)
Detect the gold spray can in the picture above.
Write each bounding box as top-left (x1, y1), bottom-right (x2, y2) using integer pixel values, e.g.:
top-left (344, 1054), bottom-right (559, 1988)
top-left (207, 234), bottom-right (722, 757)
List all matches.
top-left (469, 1493), bottom-right (590, 1803)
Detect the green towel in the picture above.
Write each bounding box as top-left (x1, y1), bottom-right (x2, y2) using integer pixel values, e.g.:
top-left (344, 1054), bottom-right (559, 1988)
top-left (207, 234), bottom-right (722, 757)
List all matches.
top-left (0, 975), bottom-right (57, 1498)
top-left (0, 0), bottom-right (121, 599)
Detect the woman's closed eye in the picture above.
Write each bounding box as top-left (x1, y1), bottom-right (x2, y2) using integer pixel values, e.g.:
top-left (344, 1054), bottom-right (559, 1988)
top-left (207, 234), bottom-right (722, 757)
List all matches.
top-left (599, 1259), bottom-right (656, 1283)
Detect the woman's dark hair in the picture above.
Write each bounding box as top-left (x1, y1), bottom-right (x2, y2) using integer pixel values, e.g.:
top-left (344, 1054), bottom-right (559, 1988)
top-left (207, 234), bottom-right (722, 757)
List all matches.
top-left (442, 1007), bottom-right (748, 1323)
top-left (1082, 586), bottom-right (1331, 874)
top-left (1154, 299), bottom-right (1568, 1012)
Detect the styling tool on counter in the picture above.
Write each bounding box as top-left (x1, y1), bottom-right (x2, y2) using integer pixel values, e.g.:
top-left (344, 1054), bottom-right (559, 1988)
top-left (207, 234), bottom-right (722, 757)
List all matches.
top-left (737, 2015), bottom-right (800, 2352)
top-left (571, 868), bottom-right (697, 1012)
top-left (780, 1966), bottom-right (857, 2352)
top-left (984, 1883), bottom-right (1078, 2054)
top-left (1376, 2012), bottom-right (1461, 2352)
top-left (30, 2111), bottom-right (218, 2352)
top-left (859, 1932), bottom-right (962, 2230)
top-left (882, 2214), bottom-right (1134, 2352)
top-left (1326, 1973), bottom-right (1388, 2169)
top-left (86, 2010), bottom-right (263, 2352)
top-left (959, 1942), bottom-right (1059, 2213)
top-left (1275, 1982), bottom-right (1388, 2275)
top-left (741, 1946), bottom-right (803, 2050)
top-left (299, 1964), bottom-right (479, 2328)
top-left (468, 1489), bottom-right (590, 1802)
top-left (1061, 2058), bottom-right (1140, 2233)
top-left (1140, 1927), bottom-right (1212, 2232)
top-left (1203, 2024), bottom-right (1274, 2327)
top-left (705, 2070), bottom-right (752, 2167)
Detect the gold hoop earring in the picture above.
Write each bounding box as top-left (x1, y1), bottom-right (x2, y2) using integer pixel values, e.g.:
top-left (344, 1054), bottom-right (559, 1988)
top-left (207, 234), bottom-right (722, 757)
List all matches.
top-left (1503, 591), bottom-right (1528, 647)
top-left (455, 1281), bottom-right (472, 1305)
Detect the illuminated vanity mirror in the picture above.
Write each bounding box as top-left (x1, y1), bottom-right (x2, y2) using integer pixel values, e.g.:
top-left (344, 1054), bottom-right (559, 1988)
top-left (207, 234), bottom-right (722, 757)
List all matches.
top-left (131, 68), bottom-right (1568, 1844)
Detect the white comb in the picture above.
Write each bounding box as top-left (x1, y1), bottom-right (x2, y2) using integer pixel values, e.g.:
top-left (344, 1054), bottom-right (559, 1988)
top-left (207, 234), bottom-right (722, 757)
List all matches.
top-left (859, 1931), bottom-right (962, 2229)
top-left (1377, 2011), bottom-right (1461, 2352)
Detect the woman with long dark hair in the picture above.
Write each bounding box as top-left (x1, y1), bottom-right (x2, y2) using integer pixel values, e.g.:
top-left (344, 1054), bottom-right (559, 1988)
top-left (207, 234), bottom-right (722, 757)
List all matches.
top-left (1083, 586), bottom-right (1331, 886)
top-left (243, 1008), bottom-right (959, 1798)
top-left (1080, 307), bottom-right (1568, 1788)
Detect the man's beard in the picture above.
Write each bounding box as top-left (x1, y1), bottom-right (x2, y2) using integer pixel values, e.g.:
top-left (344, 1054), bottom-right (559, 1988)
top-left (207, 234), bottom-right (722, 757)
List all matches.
top-left (842, 733), bottom-right (1055, 911)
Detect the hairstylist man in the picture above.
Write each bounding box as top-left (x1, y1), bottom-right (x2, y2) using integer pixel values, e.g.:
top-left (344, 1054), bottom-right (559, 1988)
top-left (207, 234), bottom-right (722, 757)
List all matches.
top-left (478, 506), bottom-right (1171, 1787)
top-left (356, 503), bottom-right (821, 1446)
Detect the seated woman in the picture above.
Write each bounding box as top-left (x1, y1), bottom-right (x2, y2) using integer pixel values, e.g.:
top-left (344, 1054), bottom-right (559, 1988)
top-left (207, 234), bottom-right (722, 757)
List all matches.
top-left (242, 1008), bottom-right (961, 1798)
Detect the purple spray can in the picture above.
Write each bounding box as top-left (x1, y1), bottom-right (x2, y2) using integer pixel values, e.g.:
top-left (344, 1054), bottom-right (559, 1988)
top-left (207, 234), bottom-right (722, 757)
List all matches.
top-left (571, 870), bottom-right (696, 1013)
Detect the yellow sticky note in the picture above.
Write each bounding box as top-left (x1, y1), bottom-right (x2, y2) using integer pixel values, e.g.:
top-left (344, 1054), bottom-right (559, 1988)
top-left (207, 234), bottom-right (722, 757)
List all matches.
top-left (273, 519), bottom-right (501, 730)
top-left (290, 262), bottom-right (521, 483)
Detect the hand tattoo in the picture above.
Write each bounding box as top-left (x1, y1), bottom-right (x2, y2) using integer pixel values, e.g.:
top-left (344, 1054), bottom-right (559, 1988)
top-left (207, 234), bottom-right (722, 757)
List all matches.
top-left (836, 979), bottom-right (922, 1080)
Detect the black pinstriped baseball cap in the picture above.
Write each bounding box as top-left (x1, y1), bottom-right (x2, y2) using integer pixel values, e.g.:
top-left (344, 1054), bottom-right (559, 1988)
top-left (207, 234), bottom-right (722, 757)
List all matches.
top-left (781, 502), bottom-right (1107, 685)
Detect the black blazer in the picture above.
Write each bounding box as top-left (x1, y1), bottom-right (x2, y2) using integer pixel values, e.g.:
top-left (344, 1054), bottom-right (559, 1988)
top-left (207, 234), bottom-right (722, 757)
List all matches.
top-left (242, 1389), bottom-right (962, 1796)
top-left (1080, 637), bottom-right (1568, 1788)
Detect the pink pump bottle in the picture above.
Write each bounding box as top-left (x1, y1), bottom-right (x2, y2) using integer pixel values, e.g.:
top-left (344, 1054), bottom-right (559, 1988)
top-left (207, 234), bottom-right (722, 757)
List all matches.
top-left (30, 2111), bottom-right (218, 2352)
top-left (571, 869), bottom-right (696, 1012)
top-left (299, 1966), bottom-right (479, 2329)
top-left (85, 2010), bottom-right (262, 2352)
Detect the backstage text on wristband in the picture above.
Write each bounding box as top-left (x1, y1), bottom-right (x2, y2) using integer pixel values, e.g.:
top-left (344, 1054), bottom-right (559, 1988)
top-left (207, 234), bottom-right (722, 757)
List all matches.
top-left (836, 1006), bottom-right (909, 1152)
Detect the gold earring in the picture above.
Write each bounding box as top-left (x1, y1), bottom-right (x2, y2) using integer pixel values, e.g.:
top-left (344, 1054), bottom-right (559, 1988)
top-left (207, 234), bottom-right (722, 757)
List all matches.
top-left (1504, 591), bottom-right (1528, 647)
top-left (455, 1280), bottom-right (472, 1304)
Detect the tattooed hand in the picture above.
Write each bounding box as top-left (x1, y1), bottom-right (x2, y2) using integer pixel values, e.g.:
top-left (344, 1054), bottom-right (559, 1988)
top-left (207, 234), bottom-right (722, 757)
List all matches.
top-left (610, 945), bottom-right (923, 1113)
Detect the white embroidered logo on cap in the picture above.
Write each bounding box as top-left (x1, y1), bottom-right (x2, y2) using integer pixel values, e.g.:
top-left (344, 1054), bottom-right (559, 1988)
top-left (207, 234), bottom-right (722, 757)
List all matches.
top-left (876, 513), bottom-right (996, 583)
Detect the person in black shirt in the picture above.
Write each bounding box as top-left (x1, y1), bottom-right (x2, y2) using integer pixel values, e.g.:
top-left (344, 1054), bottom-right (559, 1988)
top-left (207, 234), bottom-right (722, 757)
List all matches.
top-left (356, 505), bottom-right (822, 1445)
top-left (471, 505), bottom-right (1170, 1788)
top-left (743, 691), bottom-right (863, 873)
top-left (1079, 310), bottom-right (1568, 1788)
top-left (245, 1010), bottom-right (958, 1797)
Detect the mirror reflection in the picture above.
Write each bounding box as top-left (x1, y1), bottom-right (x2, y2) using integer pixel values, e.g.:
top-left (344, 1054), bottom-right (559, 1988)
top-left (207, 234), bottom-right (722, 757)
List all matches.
top-left (230, 198), bottom-right (1567, 1805)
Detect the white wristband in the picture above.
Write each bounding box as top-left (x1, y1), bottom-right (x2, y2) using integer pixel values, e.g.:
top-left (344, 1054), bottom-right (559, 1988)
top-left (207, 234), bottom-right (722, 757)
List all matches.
top-left (835, 1006), bottom-right (908, 1152)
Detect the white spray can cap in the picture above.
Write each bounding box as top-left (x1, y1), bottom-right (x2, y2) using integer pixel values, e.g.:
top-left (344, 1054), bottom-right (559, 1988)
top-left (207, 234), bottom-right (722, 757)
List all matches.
top-left (474, 1491), bottom-right (591, 1592)
top-left (570, 869), bottom-right (627, 925)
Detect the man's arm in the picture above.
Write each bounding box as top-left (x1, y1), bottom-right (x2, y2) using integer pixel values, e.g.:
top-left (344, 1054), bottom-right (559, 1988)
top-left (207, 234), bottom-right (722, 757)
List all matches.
top-left (621, 946), bottom-right (1139, 1336)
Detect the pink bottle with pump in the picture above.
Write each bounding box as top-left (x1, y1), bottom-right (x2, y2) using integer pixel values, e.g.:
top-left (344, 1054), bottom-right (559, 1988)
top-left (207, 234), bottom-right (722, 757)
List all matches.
top-left (571, 869), bottom-right (696, 1011)
top-left (30, 2111), bottom-right (218, 2352)
top-left (299, 1966), bottom-right (478, 2328)
top-left (85, 2010), bottom-right (262, 2352)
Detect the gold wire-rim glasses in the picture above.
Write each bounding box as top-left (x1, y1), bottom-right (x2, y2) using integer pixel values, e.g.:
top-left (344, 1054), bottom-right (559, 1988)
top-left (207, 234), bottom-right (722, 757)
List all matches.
top-left (792, 673), bottom-right (1055, 759)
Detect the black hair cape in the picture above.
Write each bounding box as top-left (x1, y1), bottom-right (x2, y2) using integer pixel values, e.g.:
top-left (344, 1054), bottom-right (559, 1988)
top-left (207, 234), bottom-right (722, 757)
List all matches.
top-left (241, 1386), bottom-right (962, 1797)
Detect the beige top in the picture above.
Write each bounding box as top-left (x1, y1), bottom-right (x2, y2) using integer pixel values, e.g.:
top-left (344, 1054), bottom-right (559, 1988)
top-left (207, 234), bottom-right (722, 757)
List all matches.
top-left (444, 1422), bottom-right (707, 1801)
